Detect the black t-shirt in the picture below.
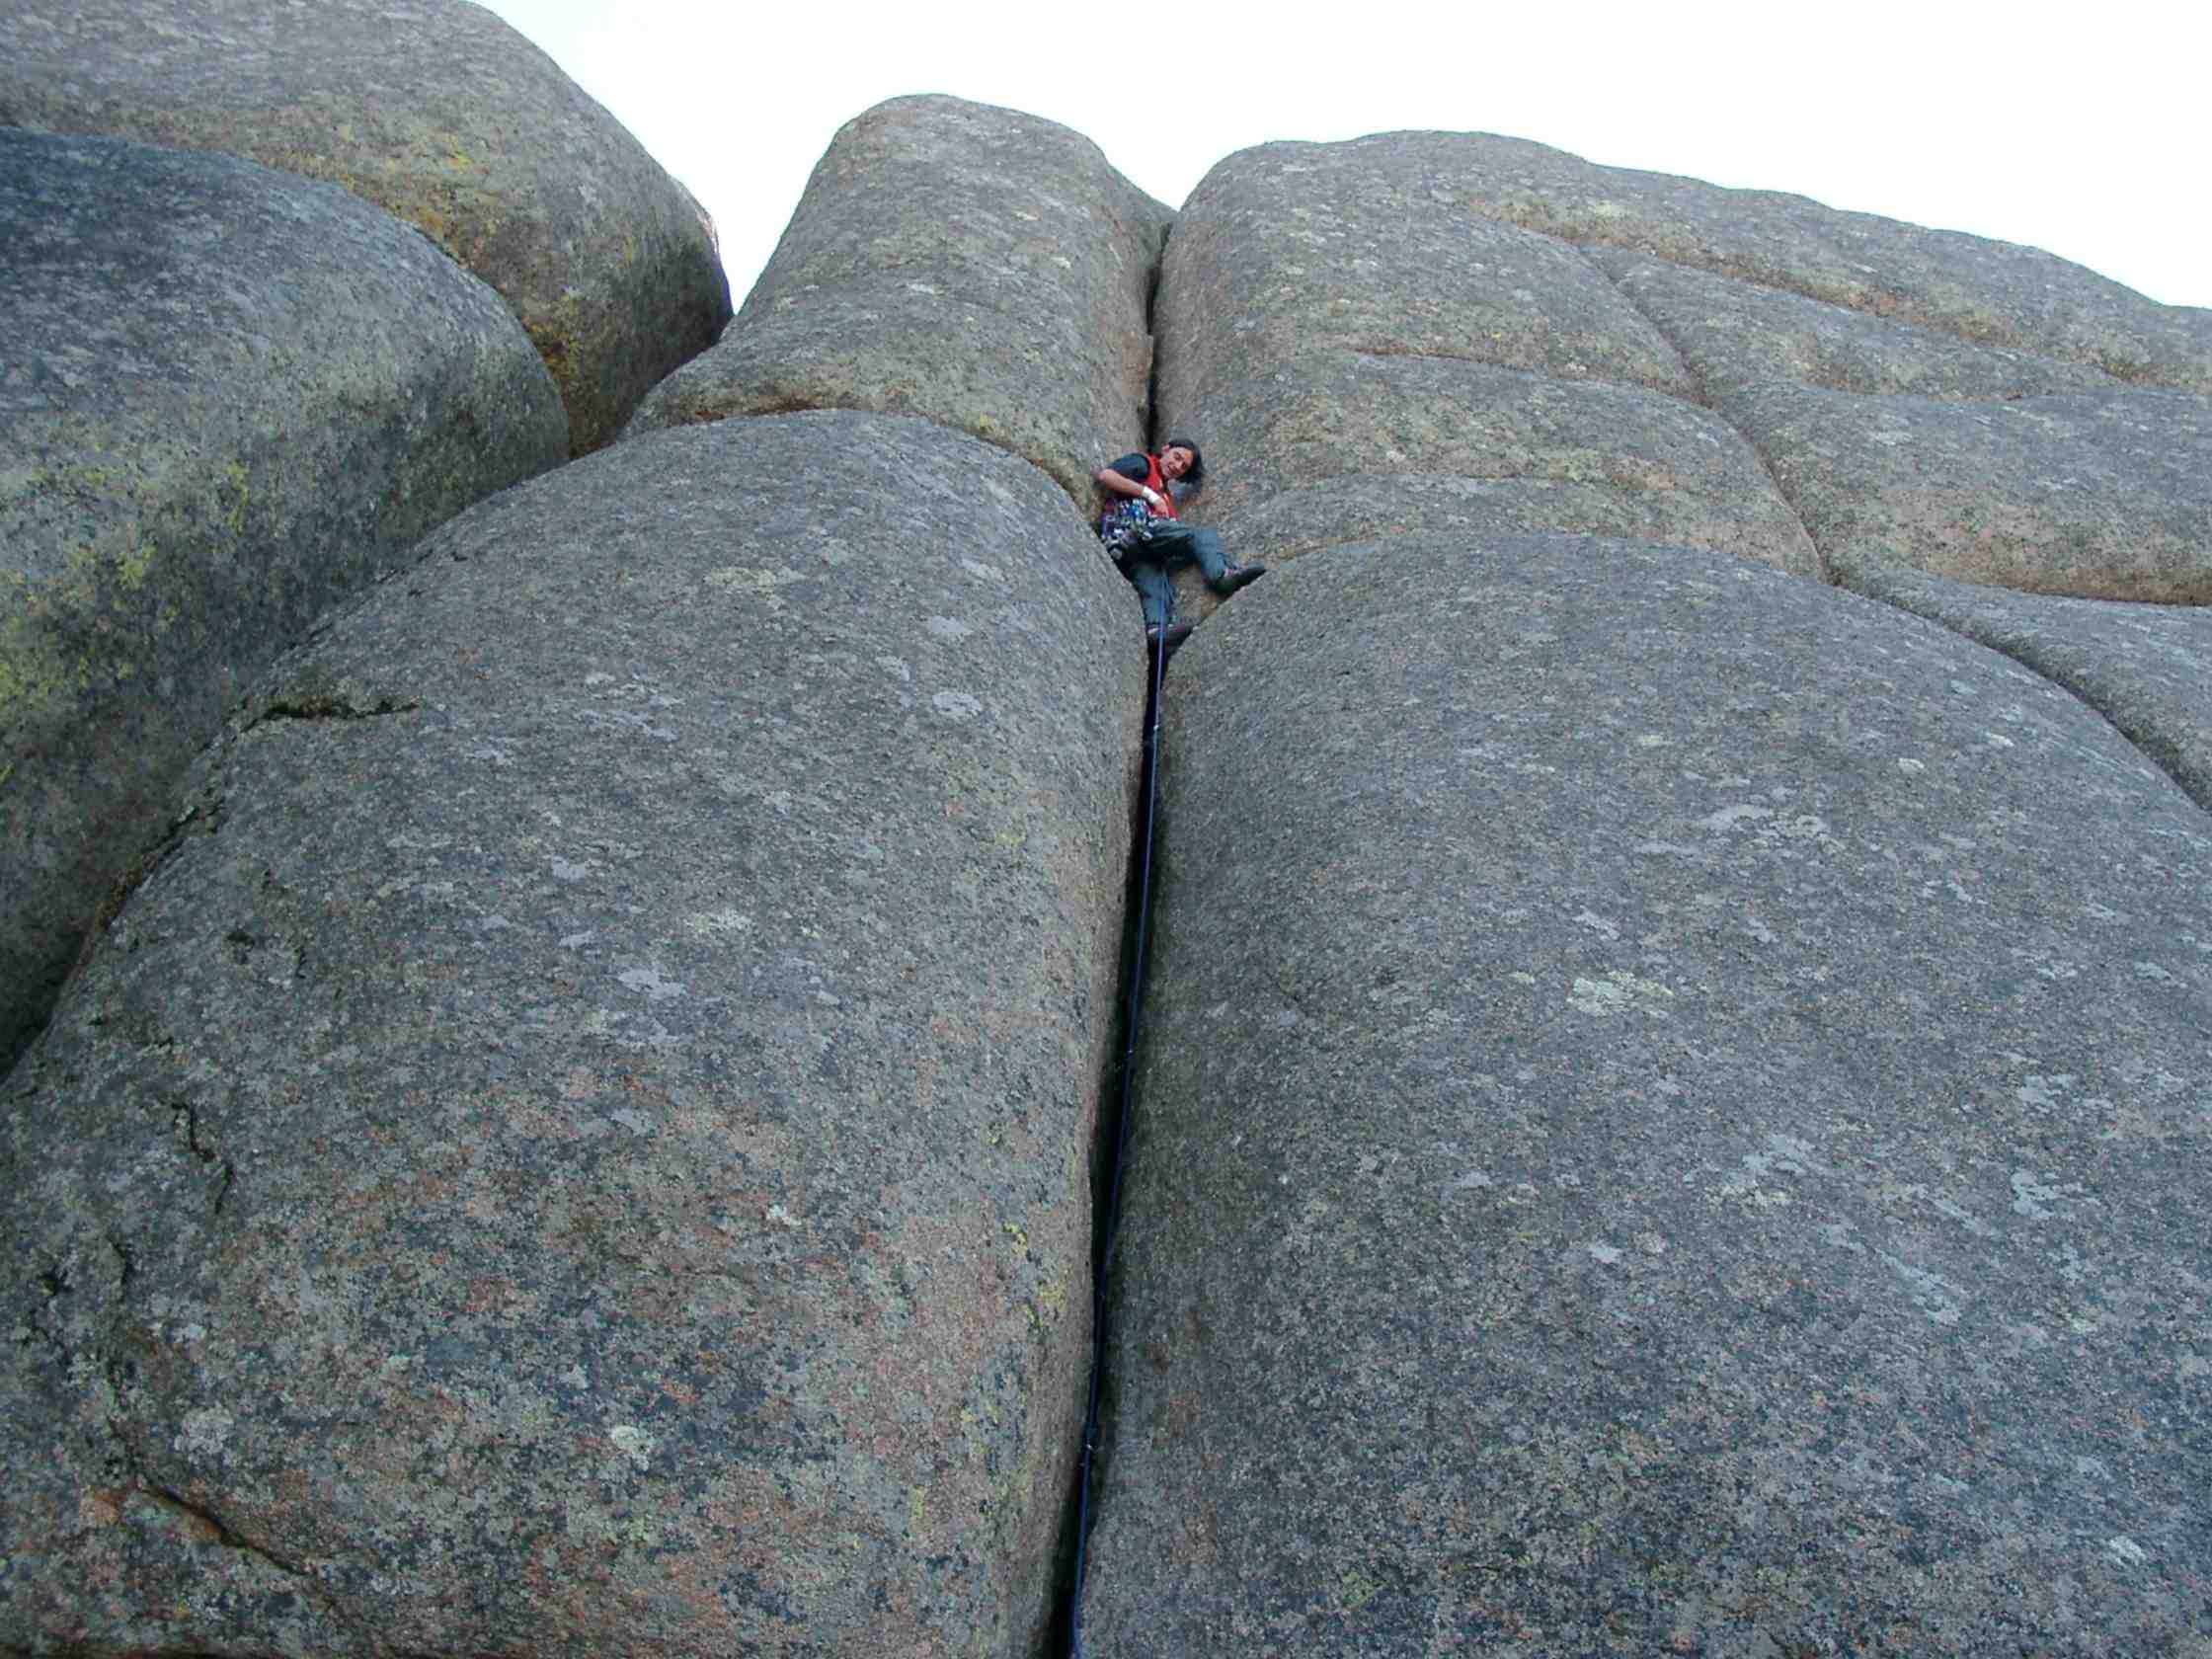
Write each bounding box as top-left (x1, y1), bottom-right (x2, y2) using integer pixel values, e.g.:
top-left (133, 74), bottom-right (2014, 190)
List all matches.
top-left (1104, 452), bottom-right (1150, 486)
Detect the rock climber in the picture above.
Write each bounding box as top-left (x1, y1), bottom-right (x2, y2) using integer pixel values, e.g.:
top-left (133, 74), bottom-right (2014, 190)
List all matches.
top-left (1094, 439), bottom-right (1263, 655)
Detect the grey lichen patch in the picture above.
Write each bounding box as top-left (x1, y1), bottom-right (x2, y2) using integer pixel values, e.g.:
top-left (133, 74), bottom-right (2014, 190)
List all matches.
top-left (1565, 970), bottom-right (1676, 1017)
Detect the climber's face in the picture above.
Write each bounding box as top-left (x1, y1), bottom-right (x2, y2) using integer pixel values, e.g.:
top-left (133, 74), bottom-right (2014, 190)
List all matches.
top-left (1158, 445), bottom-right (1194, 481)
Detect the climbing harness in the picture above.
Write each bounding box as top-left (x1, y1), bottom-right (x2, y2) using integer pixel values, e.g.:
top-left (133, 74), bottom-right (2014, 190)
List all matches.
top-left (1065, 621), bottom-right (1169, 1657)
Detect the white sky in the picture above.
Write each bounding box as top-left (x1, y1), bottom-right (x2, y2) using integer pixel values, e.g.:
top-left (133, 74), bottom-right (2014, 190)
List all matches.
top-left (477, 0), bottom-right (2209, 314)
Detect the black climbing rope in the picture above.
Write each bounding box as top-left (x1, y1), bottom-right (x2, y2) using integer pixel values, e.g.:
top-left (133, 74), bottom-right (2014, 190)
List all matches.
top-left (1065, 622), bottom-right (1169, 1658)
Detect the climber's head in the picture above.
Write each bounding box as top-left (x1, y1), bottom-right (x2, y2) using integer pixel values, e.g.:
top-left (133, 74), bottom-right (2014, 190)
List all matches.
top-left (1159, 439), bottom-right (1205, 492)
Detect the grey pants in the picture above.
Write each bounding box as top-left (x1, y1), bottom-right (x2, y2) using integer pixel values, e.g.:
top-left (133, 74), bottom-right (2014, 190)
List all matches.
top-left (1122, 519), bottom-right (1232, 632)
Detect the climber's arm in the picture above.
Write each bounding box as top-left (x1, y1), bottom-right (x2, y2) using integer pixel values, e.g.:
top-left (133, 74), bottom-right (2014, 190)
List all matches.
top-left (1095, 455), bottom-right (1164, 511)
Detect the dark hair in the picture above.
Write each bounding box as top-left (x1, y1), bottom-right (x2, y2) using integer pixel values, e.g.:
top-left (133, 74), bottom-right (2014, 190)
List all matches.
top-left (1162, 436), bottom-right (1205, 493)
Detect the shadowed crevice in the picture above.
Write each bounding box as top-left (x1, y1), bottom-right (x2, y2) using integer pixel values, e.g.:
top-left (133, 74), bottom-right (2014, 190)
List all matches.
top-left (1051, 215), bottom-right (1175, 1659)
top-left (142, 1486), bottom-right (304, 1573)
top-left (249, 694), bottom-right (420, 725)
top-left (57, 795), bottom-right (228, 1002)
top-left (1140, 225), bottom-right (1167, 455)
top-left (1050, 684), bottom-right (1156, 1659)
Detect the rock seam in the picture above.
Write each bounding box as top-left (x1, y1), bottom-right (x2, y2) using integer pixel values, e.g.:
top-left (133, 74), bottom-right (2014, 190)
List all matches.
top-left (1590, 250), bottom-right (2212, 813)
top-left (1056, 213), bottom-right (1174, 1659)
top-left (1586, 249), bottom-right (1830, 581)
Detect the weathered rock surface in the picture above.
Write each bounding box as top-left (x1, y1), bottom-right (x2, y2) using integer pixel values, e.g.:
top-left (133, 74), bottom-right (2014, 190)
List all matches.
top-left (1083, 534), bottom-right (2212, 1655)
top-left (1327, 130), bottom-right (2212, 394)
top-left (1156, 145), bottom-right (1695, 407)
top-left (0, 0), bottom-right (733, 453)
top-left (1155, 130), bottom-right (2210, 614)
top-left (1841, 554), bottom-right (2212, 814)
top-left (0, 128), bottom-right (565, 1072)
top-left (1606, 254), bottom-right (2121, 403)
top-left (1749, 381), bottom-right (2212, 603)
top-left (1185, 349), bottom-right (1819, 575)
top-left (624, 96), bottom-right (1170, 508)
top-left (1151, 137), bottom-right (1818, 590)
top-left (2, 413), bottom-right (1142, 1656)
top-left (9, 94), bottom-right (2212, 1659)
top-left (1606, 258), bottom-right (2212, 603)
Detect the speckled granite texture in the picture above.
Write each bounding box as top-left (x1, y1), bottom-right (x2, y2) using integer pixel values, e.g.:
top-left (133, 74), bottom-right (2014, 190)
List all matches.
top-left (6, 101), bottom-right (2212, 1659)
top-left (1088, 132), bottom-right (2210, 1654)
top-left (1836, 555), bottom-right (2212, 814)
top-left (624, 96), bottom-right (1170, 510)
top-left (0, 128), bottom-right (565, 1073)
top-left (3, 414), bottom-right (1141, 1656)
top-left (1148, 137), bottom-right (1824, 622)
top-left (0, 0), bottom-right (732, 452)
top-left (1083, 536), bottom-right (2211, 1656)
top-left (1152, 130), bottom-right (2211, 612)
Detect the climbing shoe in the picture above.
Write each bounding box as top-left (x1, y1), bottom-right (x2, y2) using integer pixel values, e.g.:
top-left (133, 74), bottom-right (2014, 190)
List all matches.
top-left (1146, 620), bottom-right (1197, 661)
top-left (1219, 562), bottom-right (1266, 592)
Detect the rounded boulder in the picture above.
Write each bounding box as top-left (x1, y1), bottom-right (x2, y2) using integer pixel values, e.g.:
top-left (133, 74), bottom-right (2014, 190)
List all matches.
top-left (2, 412), bottom-right (1143, 1657)
top-left (0, 0), bottom-right (734, 452)
top-left (1, 128), bottom-right (567, 1070)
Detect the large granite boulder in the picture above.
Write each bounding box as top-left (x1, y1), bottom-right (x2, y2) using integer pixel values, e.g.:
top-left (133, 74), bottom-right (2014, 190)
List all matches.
top-left (1082, 534), bottom-right (2212, 1654)
top-left (1156, 140), bottom-right (1693, 408)
top-left (2, 412), bottom-right (1142, 1656)
top-left (8, 94), bottom-right (2211, 1659)
top-left (1352, 130), bottom-right (2212, 394)
top-left (624, 96), bottom-right (1170, 509)
top-left (0, 128), bottom-right (565, 1072)
top-left (1152, 140), bottom-right (1820, 587)
top-left (0, 0), bottom-right (733, 453)
top-left (1153, 131), bottom-right (2211, 616)
top-left (1603, 255), bottom-right (2121, 404)
top-left (1840, 555), bottom-right (2212, 814)
top-left (1603, 257), bottom-right (2212, 603)
top-left (1743, 380), bottom-right (2212, 603)
top-left (1181, 349), bottom-right (1820, 576)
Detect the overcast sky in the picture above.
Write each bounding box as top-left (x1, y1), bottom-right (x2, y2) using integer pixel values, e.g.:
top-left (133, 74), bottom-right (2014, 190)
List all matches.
top-left (477, 0), bottom-right (2208, 315)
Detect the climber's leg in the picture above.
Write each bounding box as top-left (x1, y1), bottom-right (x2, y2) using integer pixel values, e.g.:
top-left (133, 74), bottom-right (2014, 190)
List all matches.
top-left (1142, 519), bottom-right (1262, 594)
top-left (1128, 558), bottom-right (1176, 634)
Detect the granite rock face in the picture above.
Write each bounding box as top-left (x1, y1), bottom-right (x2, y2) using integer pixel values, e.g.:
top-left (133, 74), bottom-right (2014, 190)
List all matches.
top-left (0, 0), bottom-right (733, 452)
top-left (2, 413), bottom-right (1141, 1656)
top-left (0, 128), bottom-right (566, 1073)
top-left (1840, 555), bottom-right (2212, 815)
top-left (1155, 148), bottom-right (1694, 404)
top-left (1608, 256), bottom-right (2212, 603)
top-left (1186, 351), bottom-right (1820, 575)
top-left (1154, 130), bottom-right (2211, 613)
top-left (1754, 381), bottom-right (2211, 603)
top-left (1603, 255), bottom-right (2122, 404)
top-left (1083, 536), bottom-right (2212, 1655)
top-left (625, 96), bottom-right (1170, 508)
top-left (1379, 130), bottom-right (2212, 393)
top-left (6, 94), bottom-right (2212, 1659)
top-left (1152, 140), bottom-right (1821, 597)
